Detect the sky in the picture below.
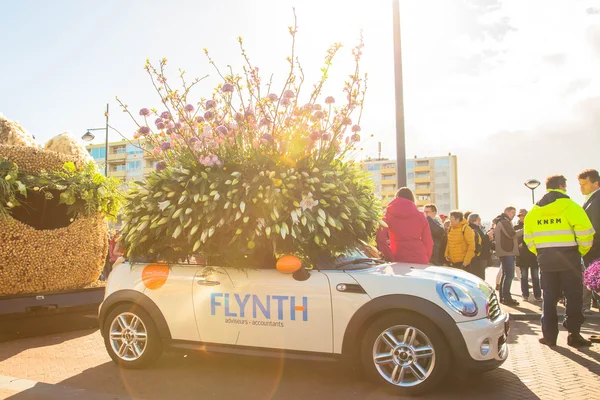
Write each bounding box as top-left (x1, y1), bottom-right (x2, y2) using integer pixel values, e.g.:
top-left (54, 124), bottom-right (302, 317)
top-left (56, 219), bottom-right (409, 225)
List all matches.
top-left (1, 0), bottom-right (599, 219)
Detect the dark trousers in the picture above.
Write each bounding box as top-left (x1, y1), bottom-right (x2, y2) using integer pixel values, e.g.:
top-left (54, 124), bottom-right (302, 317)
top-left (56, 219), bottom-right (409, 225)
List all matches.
top-left (520, 266), bottom-right (541, 299)
top-left (499, 256), bottom-right (515, 301)
top-left (541, 269), bottom-right (584, 341)
top-left (468, 259), bottom-right (487, 280)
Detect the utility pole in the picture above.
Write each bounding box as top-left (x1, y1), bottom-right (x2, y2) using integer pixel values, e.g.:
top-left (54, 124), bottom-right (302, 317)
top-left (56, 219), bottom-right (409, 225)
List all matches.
top-left (393, 0), bottom-right (407, 188)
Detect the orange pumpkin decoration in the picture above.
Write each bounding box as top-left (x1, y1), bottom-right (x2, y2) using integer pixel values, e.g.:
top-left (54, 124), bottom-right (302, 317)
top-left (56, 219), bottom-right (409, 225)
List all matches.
top-left (142, 264), bottom-right (170, 290)
top-left (276, 255), bottom-right (303, 274)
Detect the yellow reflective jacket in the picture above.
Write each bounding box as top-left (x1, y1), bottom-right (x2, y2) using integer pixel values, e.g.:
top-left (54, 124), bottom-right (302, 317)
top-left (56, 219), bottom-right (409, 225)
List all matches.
top-left (524, 190), bottom-right (595, 271)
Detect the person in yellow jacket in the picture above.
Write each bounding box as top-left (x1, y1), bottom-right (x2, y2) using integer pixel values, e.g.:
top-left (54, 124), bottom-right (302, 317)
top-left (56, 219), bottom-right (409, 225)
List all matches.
top-left (524, 175), bottom-right (595, 348)
top-left (445, 210), bottom-right (476, 270)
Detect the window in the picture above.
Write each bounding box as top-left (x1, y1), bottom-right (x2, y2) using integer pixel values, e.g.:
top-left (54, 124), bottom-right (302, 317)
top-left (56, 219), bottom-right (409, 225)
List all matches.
top-left (407, 172), bottom-right (414, 181)
top-left (127, 161), bottom-right (142, 172)
top-left (113, 164), bottom-right (126, 172)
top-left (406, 160), bottom-right (414, 169)
top-left (435, 183), bottom-right (450, 189)
top-left (367, 164), bottom-right (381, 171)
top-left (383, 163), bottom-right (396, 169)
top-left (113, 146), bottom-right (126, 154)
top-left (127, 144), bottom-right (144, 157)
top-left (416, 183), bottom-right (430, 189)
top-left (382, 174), bottom-right (395, 180)
top-left (90, 148), bottom-right (106, 159)
top-left (435, 158), bottom-right (450, 167)
top-left (435, 170), bottom-right (448, 178)
top-left (415, 172), bottom-right (429, 179)
top-left (416, 160), bottom-right (429, 167)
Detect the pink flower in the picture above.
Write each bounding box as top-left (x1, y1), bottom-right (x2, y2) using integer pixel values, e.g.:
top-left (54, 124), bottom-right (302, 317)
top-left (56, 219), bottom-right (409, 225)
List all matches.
top-left (196, 116), bottom-right (205, 123)
top-left (267, 93), bottom-right (278, 102)
top-left (283, 89), bottom-right (295, 98)
top-left (174, 122), bottom-right (182, 129)
top-left (139, 126), bottom-right (150, 135)
top-left (153, 147), bottom-right (161, 157)
top-left (313, 104), bottom-right (323, 111)
top-left (342, 117), bottom-right (352, 125)
top-left (205, 100), bottom-right (217, 109)
top-left (309, 131), bottom-right (321, 141)
top-left (324, 96), bottom-right (335, 104)
top-left (259, 118), bottom-right (271, 127)
top-left (321, 133), bottom-right (331, 141)
top-left (352, 124), bottom-right (361, 132)
top-left (139, 108), bottom-right (151, 116)
top-left (222, 83), bottom-right (235, 93)
top-left (281, 98), bottom-right (291, 106)
top-left (215, 125), bottom-right (228, 136)
top-left (351, 133), bottom-right (361, 142)
top-left (156, 122), bottom-right (165, 130)
top-left (313, 110), bottom-right (325, 119)
top-left (184, 104), bottom-right (195, 112)
top-left (160, 111), bottom-right (171, 120)
top-left (204, 111), bottom-right (214, 120)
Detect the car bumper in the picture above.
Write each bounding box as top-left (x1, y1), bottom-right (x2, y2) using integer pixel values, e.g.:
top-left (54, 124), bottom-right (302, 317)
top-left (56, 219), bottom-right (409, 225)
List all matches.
top-left (454, 312), bottom-right (510, 371)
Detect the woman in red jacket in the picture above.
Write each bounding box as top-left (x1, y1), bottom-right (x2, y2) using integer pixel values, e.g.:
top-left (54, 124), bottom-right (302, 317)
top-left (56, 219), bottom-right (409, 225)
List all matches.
top-left (376, 187), bottom-right (433, 264)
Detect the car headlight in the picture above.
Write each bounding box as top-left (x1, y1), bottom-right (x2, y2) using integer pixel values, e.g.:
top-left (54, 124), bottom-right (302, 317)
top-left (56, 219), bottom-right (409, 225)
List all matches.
top-left (437, 282), bottom-right (478, 317)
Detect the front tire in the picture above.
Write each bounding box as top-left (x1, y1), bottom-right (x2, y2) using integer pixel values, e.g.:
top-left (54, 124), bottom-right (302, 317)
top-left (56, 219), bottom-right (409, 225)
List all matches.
top-left (103, 303), bottom-right (163, 369)
top-left (360, 312), bottom-right (450, 396)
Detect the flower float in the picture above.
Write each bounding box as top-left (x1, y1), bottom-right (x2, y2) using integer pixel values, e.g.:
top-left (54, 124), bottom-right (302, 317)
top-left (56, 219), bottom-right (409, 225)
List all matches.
top-left (584, 259), bottom-right (600, 294)
top-left (118, 17), bottom-right (383, 267)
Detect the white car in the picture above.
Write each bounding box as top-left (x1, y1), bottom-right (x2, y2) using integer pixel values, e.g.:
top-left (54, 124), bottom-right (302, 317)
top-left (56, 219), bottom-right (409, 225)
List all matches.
top-left (99, 248), bottom-right (509, 396)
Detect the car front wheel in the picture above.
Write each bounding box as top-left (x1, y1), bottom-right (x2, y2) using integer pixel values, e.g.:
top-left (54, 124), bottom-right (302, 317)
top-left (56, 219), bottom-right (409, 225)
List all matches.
top-left (103, 303), bottom-right (163, 369)
top-left (361, 312), bottom-right (450, 396)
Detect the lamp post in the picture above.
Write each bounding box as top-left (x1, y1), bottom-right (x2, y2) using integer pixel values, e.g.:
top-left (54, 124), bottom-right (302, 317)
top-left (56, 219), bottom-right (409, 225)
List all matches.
top-left (393, 0), bottom-right (407, 189)
top-left (524, 179), bottom-right (541, 204)
top-left (82, 104), bottom-right (109, 176)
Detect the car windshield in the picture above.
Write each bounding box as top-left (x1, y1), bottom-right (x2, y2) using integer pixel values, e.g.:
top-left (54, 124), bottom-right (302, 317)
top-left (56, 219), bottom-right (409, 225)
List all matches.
top-left (311, 245), bottom-right (386, 270)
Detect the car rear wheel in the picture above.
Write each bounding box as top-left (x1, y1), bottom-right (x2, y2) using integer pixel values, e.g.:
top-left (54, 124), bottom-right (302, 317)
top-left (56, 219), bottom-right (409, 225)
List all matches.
top-left (361, 312), bottom-right (450, 396)
top-left (103, 303), bottom-right (162, 369)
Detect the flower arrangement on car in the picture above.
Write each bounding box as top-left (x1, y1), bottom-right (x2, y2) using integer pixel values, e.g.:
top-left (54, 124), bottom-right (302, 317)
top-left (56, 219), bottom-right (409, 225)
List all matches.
top-left (118, 17), bottom-right (384, 267)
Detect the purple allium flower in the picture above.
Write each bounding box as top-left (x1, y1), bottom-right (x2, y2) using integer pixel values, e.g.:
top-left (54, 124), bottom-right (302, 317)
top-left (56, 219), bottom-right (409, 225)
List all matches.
top-left (245, 107), bottom-right (255, 118)
top-left (351, 133), bottom-right (361, 142)
top-left (184, 104), bottom-right (195, 112)
top-left (234, 112), bottom-right (244, 122)
top-left (156, 161), bottom-right (167, 172)
top-left (204, 111), bottom-right (214, 120)
top-left (160, 111), bottom-right (171, 120)
top-left (155, 117), bottom-right (163, 125)
top-left (584, 259), bottom-right (600, 292)
top-left (222, 83), bottom-right (235, 93)
top-left (321, 133), bottom-right (331, 141)
top-left (156, 122), bottom-right (166, 130)
top-left (309, 131), bottom-right (321, 141)
top-left (283, 89), bottom-right (295, 99)
top-left (174, 122), bottom-right (182, 130)
top-left (259, 118), bottom-right (271, 127)
top-left (313, 104), bottom-right (322, 111)
top-left (215, 125), bottom-right (228, 136)
top-left (166, 128), bottom-right (175, 135)
top-left (352, 124), bottom-right (361, 133)
top-left (139, 126), bottom-right (150, 135)
top-left (205, 100), bottom-right (217, 109)
top-left (267, 93), bottom-right (278, 102)
top-left (342, 117), bottom-right (352, 125)
top-left (139, 108), bottom-right (151, 116)
top-left (324, 96), bottom-right (335, 104)
top-left (280, 98), bottom-right (291, 107)
top-left (189, 137), bottom-right (199, 144)
top-left (313, 110), bottom-right (325, 119)
top-left (160, 141), bottom-right (172, 151)
top-left (302, 103), bottom-right (314, 112)
top-left (260, 134), bottom-right (273, 142)
top-left (196, 116), bottom-right (205, 123)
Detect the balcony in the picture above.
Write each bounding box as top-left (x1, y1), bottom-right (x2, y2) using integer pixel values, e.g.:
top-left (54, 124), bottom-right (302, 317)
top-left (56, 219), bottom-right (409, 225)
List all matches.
top-left (107, 152), bottom-right (127, 162)
top-left (414, 165), bottom-right (430, 172)
top-left (381, 189), bottom-right (396, 197)
top-left (415, 188), bottom-right (431, 195)
top-left (416, 199), bottom-right (430, 207)
top-left (414, 177), bottom-right (431, 183)
top-left (381, 179), bottom-right (396, 186)
top-left (381, 168), bottom-right (396, 174)
top-left (109, 170), bottom-right (126, 179)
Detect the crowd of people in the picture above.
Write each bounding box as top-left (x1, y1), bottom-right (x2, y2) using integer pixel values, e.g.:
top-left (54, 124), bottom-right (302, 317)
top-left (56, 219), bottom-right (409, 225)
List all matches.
top-left (376, 168), bottom-right (600, 348)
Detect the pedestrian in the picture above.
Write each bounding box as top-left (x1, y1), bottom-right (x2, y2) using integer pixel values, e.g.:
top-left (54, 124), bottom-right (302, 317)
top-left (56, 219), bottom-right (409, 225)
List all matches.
top-left (579, 169), bottom-right (600, 313)
top-left (109, 231), bottom-right (124, 267)
top-left (515, 209), bottom-right (542, 302)
top-left (439, 214), bottom-right (448, 225)
top-left (444, 210), bottom-right (476, 270)
top-left (467, 213), bottom-right (490, 280)
top-left (524, 175), bottom-right (595, 347)
top-left (424, 204), bottom-right (446, 265)
top-left (493, 206), bottom-right (521, 306)
top-left (376, 187), bottom-right (433, 264)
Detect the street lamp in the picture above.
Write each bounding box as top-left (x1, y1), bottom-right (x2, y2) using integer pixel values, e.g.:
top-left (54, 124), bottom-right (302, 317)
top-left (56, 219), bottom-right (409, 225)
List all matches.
top-left (525, 179), bottom-right (541, 204)
top-left (82, 103), bottom-right (109, 176)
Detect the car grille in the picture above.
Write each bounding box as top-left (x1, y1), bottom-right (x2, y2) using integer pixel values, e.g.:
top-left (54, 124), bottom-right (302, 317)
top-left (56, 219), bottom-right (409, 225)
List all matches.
top-left (488, 291), bottom-right (501, 321)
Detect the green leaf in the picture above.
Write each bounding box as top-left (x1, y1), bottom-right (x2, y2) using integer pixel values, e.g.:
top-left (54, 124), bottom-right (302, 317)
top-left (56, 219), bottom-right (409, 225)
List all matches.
top-left (172, 225), bottom-right (182, 239)
top-left (318, 209), bottom-right (326, 220)
top-left (63, 162), bottom-right (76, 173)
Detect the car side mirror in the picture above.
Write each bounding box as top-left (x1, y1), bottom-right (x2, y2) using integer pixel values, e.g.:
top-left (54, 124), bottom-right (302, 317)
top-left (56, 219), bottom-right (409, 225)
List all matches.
top-left (276, 255), bottom-right (310, 281)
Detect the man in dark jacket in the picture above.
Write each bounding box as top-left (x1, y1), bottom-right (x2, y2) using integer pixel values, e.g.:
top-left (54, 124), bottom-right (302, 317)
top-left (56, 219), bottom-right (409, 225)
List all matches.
top-left (424, 204), bottom-right (446, 265)
top-left (515, 209), bottom-right (541, 301)
top-left (579, 169), bottom-right (600, 312)
top-left (467, 213), bottom-right (490, 280)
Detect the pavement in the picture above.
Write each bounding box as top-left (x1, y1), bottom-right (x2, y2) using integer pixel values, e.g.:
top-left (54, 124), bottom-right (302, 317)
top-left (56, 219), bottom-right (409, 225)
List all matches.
top-left (484, 266), bottom-right (600, 320)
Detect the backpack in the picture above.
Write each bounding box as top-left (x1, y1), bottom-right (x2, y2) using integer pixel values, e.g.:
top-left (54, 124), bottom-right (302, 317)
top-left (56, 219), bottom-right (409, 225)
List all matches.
top-left (463, 225), bottom-right (482, 257)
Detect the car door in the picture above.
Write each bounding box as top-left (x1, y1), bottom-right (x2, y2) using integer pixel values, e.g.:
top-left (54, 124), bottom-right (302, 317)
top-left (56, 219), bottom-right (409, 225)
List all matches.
top-left (192, 265), bottom-right (239, 345)
top-left (221, 268), bottom-right (334, 353)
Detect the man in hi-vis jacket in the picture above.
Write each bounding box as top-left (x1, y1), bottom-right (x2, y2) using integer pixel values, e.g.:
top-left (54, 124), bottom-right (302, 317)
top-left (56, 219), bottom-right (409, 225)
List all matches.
top-left (524, 175), bottom-right (595, 348)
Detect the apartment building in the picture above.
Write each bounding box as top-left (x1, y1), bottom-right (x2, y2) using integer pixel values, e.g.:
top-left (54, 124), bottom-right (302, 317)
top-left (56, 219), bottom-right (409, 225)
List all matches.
top-left (361, 154), bottom-right (459, 214)
top-left (86, 140), bottom-right (156, 182)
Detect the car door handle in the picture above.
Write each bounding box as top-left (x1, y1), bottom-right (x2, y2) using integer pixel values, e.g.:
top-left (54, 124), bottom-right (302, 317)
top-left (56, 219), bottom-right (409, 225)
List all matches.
top-left (196, 277), bottom-right (220, 286)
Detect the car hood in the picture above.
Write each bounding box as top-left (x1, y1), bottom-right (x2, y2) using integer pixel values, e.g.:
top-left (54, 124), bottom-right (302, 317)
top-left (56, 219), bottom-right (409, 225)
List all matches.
top-left (343, 262), bottom-right (494, 321)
